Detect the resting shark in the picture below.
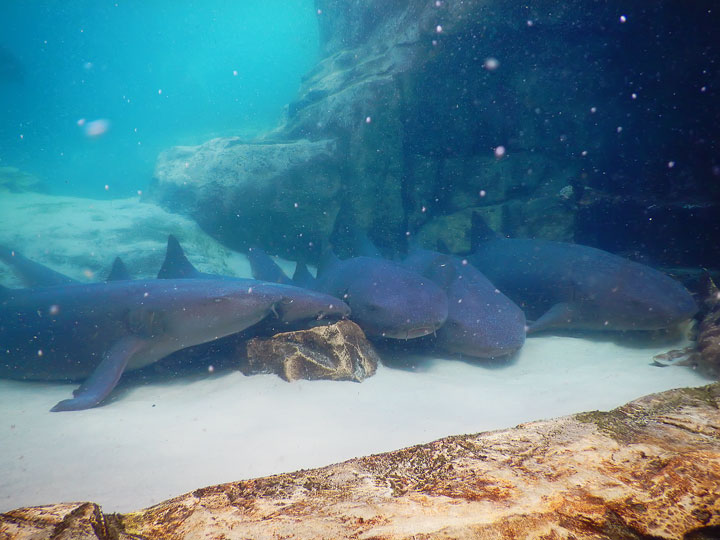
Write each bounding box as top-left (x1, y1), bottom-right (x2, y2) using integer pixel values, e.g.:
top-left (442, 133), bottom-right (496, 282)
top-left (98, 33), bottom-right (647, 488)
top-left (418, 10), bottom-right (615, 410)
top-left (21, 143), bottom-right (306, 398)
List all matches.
top-left (403, 247), bottom-right (526, 358)
top-left (0, 279), bottom-right (312, 411)
top-left (468, 213), bottom-right (697, 333)
top-left (248, 247), bottom-right (448, 340)
top-left (157, 235), bottom-right (350, 325)
top-left (0, 243), bottom-right (350, 411)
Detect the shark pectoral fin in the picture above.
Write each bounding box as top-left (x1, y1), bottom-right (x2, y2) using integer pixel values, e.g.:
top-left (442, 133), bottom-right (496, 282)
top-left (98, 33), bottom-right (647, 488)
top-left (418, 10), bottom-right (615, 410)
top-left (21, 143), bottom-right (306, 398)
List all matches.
top-left (527, 303), bottom-right (576, 334)
top-left (50, 337), bottom-right (146, 412)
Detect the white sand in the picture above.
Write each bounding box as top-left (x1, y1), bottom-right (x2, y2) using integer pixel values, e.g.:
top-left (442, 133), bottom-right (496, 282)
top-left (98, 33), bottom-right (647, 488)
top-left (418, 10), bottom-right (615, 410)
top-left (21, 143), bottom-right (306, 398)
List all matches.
top-left (0, 334), bottom-right (709, 513)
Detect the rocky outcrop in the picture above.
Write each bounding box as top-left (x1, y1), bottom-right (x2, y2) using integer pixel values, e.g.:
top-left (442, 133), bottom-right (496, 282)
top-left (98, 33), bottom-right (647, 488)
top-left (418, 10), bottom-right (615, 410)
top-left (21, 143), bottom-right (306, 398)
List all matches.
top-left (3, 383), bottom-right (719, 539)
top-left (0, 192), bottom-right (244, 287)
top-left (244, 319), bottom-right (378, 382)
top-left (147, 1), bottom-right (718, 267)
top-left (151, 137), bottom-right (343, 257)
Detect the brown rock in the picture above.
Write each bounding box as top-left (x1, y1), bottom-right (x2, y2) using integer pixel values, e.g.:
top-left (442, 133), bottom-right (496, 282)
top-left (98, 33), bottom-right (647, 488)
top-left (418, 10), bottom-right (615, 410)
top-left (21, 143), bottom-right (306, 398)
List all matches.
top-left (3, 384), bottom-right (719, 539)
top-left (244, 319), bottom-right (379, 382)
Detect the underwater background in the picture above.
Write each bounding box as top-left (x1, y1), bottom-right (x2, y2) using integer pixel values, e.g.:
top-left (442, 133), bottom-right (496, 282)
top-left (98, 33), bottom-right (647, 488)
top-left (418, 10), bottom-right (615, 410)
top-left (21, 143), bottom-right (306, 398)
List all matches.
top-left (0, 0), bottom-right (319, 198)
top-left (1, 0), bottom-right (719, 520)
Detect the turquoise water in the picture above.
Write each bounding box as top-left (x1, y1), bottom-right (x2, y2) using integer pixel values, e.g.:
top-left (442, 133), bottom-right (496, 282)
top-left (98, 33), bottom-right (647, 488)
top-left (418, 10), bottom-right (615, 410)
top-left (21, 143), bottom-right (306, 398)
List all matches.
top-left (0, 0), bottom-right (318, 198)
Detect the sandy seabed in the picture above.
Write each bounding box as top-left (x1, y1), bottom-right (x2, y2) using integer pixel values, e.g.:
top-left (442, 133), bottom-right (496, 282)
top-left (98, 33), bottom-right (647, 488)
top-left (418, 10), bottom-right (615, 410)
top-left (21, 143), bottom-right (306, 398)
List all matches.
top-left (0, 334), bottom-right (709, 513)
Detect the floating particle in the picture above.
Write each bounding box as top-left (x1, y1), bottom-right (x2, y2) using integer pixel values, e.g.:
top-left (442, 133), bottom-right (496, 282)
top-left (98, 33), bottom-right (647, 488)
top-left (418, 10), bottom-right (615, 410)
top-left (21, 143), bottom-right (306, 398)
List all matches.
top-left (667, 161), bottom-right (676, 168)
top-left (631, 93), bottom-right (637, 99)
top-left (527, 20), bottom-right (534, 26)
top-left (436, 25), bottom-right (443, 33)
top-left (208, 365), bottom-right (215, 373)
top-left (158, 88), bottom-right (162, 95)
top-left (435, 1), bottom-right (442, 6)
top-left (104, 184), bottom-right (109, 191)
top-left (494, 145), bottom-right (506, 158)
top-left (484, 57), bottom-right (500, 71)
top-left (479, 189), bottom-right (486, 197)
top-left (294, 202), bottom-right (299, 208)
top-left (37, 350), bottom-right (43, 357)
top-left (365, 116), bottom-right (372, 123)
top-left (49, 304), bottom-right (59, 315)
top-left (232, 70), bottom-right (238, 76)
top-left (84, 118), bottom-right (110, 137)
top-left (77, 118), bottom-right (86, 126)
top-left (590, 106), bottom-right (597, 113)
top-left (619, 15), bottom-right (627, 23)
top-left (616, 126), bottom-right (623, 133)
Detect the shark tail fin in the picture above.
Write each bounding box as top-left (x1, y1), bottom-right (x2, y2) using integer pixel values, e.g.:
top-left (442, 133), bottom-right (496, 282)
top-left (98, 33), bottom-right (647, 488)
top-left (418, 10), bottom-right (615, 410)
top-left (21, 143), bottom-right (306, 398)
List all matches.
top-left (470, 212), bottom-right (500, 252)
top-left (247, 247), bottom-right (293, 285)
top-left (106, 257), bottom-right (132, 281)
top-left (292, 261), bottom-right (316, 289)
top-left (0, 245), bottom-right (77, 287)
top-left (157, 235), bottom-right (203, 279)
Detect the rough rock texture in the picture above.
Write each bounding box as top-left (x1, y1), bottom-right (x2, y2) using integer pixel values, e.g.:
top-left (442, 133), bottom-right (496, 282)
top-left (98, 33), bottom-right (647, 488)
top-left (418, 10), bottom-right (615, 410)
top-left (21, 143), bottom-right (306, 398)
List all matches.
top-left (0, 192), bottom-right (247, 287)
top-left (149, 0), bottom-right (719, 265)
top-left (244, 319), bottom-right (378, 382)
top-left (3, 383), bottom-right (719, 539)
top-left (151, 137), bottom-right (343, 256)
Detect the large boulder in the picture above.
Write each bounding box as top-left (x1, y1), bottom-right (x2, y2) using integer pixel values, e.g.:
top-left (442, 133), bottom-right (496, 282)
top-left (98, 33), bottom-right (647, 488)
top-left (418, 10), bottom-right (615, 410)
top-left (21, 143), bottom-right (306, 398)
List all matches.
top-left (0, 192), bottom-right (248, 287)
top-left (3, 383), bottom-right (719, 539)
top-left (150, 137), bottom-right (342, 258)
top-left (148, 0), bottom-right (718, 268)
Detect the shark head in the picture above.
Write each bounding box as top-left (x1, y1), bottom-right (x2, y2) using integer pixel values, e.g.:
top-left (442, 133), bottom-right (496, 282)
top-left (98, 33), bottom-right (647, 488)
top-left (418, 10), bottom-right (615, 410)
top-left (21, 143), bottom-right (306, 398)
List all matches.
top-left (436, 275), bottom-right (527, 358)
top-left (339, 257), bottom-right (448, 339)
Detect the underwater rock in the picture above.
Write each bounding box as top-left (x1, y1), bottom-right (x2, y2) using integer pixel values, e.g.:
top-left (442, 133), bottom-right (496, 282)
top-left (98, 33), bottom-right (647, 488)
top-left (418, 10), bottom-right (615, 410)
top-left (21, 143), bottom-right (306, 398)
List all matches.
top-left (149, 136), bottom-right (342, 258)
top-left (4, 383), bottom-right (718, 539)
top-left (0, 166), bottom-right (44, 193)
top-left (0, 192), bottom-right (242, 287)
top-left (244, 320), bottom-right (378, 382)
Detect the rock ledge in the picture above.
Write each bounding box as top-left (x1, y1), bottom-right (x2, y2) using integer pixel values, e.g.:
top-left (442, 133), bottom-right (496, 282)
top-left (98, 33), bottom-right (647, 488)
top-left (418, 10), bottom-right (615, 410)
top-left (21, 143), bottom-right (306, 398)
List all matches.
top-left (2, 384), bottom-right (719, 540)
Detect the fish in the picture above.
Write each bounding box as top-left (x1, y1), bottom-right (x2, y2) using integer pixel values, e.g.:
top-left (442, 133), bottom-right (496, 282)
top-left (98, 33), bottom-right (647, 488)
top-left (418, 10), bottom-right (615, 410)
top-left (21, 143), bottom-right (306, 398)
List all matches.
top-left (157, 235), bottom-right (350, 325)
top-left (249, 246), bottom-right (448, 340)
top-left (467, 212), bottom-right (697, 333)
top-left (0, 279), bottom-right (308, 411)
top-left (403, 246), bottom-right (526, 358)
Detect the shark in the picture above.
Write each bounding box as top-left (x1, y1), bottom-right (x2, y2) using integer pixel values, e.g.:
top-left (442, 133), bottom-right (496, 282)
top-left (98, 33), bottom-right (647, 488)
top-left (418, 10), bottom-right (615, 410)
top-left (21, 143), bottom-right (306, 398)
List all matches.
top-left (0, 243), bottom-right (350, 411)
top-left (403, 246), bottom-right (526, 358)
top-left (247, 247), bottom-right (449, 340)
top-left (467, 213), bottom-right (697, 334)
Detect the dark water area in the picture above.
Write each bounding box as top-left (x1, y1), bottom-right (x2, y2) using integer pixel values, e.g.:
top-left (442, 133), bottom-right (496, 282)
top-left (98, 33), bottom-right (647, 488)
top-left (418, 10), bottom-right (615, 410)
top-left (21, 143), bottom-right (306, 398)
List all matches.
top-left (0, 0), bottom-right (318, 198)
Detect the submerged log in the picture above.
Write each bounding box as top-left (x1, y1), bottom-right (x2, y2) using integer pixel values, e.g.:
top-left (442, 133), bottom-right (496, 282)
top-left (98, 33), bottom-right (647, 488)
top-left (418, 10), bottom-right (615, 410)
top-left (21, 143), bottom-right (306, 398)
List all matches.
top-left (2, 383), bottom-right (719, 539)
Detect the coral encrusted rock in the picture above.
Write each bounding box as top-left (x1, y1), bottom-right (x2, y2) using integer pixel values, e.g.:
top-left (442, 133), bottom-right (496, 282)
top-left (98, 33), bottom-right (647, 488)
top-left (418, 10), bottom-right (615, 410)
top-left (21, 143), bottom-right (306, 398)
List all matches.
top-left (2, 383), bottom-right (718, 539)
top-left (244, 319), bottom-right (378, 382)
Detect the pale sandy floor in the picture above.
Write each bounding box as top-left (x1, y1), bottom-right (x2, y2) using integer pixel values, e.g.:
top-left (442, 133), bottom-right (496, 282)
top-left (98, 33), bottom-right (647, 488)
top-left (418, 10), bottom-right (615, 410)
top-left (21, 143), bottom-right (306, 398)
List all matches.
top-left (0, 334), bottom-right (709, 513)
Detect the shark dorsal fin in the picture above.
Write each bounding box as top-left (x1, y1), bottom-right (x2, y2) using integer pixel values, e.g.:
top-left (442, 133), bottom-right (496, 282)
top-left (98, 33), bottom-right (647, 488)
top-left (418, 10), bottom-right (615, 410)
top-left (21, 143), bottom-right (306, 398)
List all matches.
top-left (470, 212), bottom-right (500, 252)
top-left (351, 230), bottom-right (382, 258)
top-left (246, 247), bottom-right (292, 285)
top-left (317, 246), bottom-right (340, 278)
top-left (292, 262), bottom-right (316, 288)
top-left (106, 257), bottom-right (132, 281)
top-left (157, 235), bottom-right (203, 279)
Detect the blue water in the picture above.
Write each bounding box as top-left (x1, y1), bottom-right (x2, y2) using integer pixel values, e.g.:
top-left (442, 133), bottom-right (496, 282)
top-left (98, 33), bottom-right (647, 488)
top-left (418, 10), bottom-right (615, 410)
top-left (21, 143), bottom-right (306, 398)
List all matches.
top-left (0, 0), bottom-right (318, 198)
